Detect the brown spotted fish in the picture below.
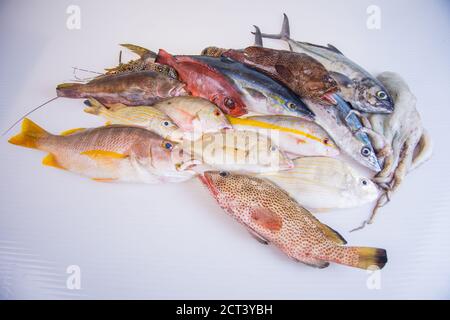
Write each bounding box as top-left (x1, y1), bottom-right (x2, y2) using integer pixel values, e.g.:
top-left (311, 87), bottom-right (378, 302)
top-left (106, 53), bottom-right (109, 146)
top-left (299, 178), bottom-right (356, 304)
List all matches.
top-left (200, 171), bottom-right (387, 270)
top-left (56, 70), bottom-right (188, 106)
top-left (223, 46), bottom-right (338, 105)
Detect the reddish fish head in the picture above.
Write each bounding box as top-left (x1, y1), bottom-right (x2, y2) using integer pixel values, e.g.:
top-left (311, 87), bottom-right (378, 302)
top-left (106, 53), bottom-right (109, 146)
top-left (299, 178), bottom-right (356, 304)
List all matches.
top-left (157, 49), bottom-right (247, 117)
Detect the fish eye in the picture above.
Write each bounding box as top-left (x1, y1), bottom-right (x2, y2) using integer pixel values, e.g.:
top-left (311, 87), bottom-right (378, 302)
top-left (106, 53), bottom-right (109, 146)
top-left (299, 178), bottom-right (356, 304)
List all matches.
top-left (361, 178), bottom-right (368, 186)
top-left (219, 171), bottom-right (229, 177)
top-left (361, 147), bottom-right (371, 157)
top-left (224, 97), bottom-right (235, 109)
top-left (287, 102), bottom-right (297, 110)
top-left (163, 141), bottom-right (173, 150)
top-left (162, 120), bottom-right (172, 127)
top-left (270, 146), bottom-right (277, 152)
top-left (214, 110), bottom-right (222, 117)
top-left (376, 91), bottom-right (388, 100)
top-left (323, 138), bottom-right (330, 145)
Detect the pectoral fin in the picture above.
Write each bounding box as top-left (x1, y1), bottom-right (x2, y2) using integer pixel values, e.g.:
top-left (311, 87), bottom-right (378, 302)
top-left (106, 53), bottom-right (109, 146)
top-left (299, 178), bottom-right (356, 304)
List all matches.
top-left (250, 207), bottom-right (282, 232)
top-left (274, 64), bottom-right (294, 82)
top-left (329, 71), bottom-right (353, 88)
top-left (246, 227), bottom-right (269, 245)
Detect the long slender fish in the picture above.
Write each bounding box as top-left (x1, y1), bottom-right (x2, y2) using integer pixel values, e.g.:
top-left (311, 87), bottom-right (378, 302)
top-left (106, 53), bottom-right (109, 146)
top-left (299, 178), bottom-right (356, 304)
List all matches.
top-left (191, 55), bottom-right (315, 120)
top-left (258, 14), bottom-right (394, 113)
top-left (56, 70), bottom-right (188, 106)
top-left (259, 157), bottom-right (379, 209)
top-left (200, 171), bottom-right (387, 270)
top-left (8, 119), bottom-right (196, 183)
top-left (155, 49), bottom-right (248, 117)
top-left (307, 94), bottom-right (381, 172)
top-left (227, 115), bottom-right (339, 158)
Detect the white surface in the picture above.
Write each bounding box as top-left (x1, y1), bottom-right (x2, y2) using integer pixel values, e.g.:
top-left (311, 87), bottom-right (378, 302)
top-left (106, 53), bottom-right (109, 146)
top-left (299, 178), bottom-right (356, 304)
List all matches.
top-left (0, 0), bottom-right (449, 299)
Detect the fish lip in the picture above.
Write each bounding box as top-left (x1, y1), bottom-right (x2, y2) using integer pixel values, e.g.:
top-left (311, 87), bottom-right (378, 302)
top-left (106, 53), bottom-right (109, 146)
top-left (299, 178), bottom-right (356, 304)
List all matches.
top-left (199, 172), bottom-right (218, 196)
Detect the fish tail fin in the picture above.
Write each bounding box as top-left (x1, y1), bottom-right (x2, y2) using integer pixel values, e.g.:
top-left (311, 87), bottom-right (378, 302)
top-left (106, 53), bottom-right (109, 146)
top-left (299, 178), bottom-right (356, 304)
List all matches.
top-left (253, 25), bottom-right (263, 47)
top-left (83, 98), bottom-right (106, 116)
top-left (256, 13), bottom-right (291, 41)
top-left (332, 246), bottom-right (387, 270)
top-left (120, 43), bottom-right (157, 59)
top-left (56, 82), bottom-right (85, 98)
top-left (8, 118), bottom-right (50, 149)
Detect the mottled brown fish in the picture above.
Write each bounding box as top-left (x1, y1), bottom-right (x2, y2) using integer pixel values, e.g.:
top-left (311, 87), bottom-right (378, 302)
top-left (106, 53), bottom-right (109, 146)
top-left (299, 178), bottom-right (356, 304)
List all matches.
top-left (200, 171), bottom-right (387, 270)
top-left (223, 46), bottom-right (338, 105)
top-left (56, 70), bottom-right (188, 106)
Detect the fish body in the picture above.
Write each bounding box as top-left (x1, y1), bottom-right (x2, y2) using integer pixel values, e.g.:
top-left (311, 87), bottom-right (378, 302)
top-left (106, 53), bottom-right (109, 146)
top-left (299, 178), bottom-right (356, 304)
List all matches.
top-left (227, 115), bottom-right (338, 157)
top-left (56, 70), bottom-right (188, 106)
top-left (8, 119), bottom-right (195, 183)
top-left (155, 50), bottom-right (247, 117)
top-left (259, 157), bottom-right (379, 209)
top-left (153, 96), bottom-right (231, 140)
top-left (184, 130), bottom-right (293, 173)
top-left (200, 171), bottom-right (387, 270)
top-left (307, 94), bottom-right (381, 172)
top-left (191, 55), bottom-right (315, 120)
top-left (84, 98), bottom-right (181, 141)
top-left (222, 46), bottom-right (338, 104)
top-left (259, 14), bottom-right (394, 113)
top-left (105, 44), bottom-right (178, 79)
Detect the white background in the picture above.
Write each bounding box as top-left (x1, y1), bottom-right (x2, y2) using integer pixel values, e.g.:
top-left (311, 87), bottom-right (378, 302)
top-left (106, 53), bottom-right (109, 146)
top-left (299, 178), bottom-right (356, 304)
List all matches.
top-left (0, 0), bottom-right (449, 299)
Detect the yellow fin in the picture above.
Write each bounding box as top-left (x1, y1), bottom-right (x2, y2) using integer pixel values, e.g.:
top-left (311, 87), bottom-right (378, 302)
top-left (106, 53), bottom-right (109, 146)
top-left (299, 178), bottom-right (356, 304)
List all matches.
top-left (319, 224), bottom-right (347, 245)
top-left (60, 128), bottom-right (86, 136)
top-left (92, 177), bottom-right (118, 182)
top-left (42, 153), bottom-right (65, 170)
top-left (120, 43), bottom-right (151, 58)
top-left (354, 247), bottom-right (387, 270)
top-left (8, 118), bottom-right (49, 149)
top-left (81, 150), bottom-right (128, 160)
top-left (105, 121), bottom-right (112, 126)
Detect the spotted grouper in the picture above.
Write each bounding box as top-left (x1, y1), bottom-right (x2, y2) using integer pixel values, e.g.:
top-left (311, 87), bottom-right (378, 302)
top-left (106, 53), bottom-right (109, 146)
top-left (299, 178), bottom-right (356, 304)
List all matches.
top-left (200, 171), bottom-right (387, 270)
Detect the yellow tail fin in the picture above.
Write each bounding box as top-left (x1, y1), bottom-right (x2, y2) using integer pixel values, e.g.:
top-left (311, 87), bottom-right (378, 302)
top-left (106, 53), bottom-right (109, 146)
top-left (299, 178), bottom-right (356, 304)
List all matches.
top-left (354, 247), bottom-right (388, 270)
top-left (8, 118), bottom-right (49, 149)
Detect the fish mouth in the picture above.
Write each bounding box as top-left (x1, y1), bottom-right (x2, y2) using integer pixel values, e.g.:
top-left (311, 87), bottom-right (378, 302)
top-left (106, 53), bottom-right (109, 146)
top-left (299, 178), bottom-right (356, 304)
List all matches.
top-left (374, 100), bottom-right (394, 113)
top-left (322, 92), bottom-right (338, 105)
top-left (198, 172), bottom-right (219, 196)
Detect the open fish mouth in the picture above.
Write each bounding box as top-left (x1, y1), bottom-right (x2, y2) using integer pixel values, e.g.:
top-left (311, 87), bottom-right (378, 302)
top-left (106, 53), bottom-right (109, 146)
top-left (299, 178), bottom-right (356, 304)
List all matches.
top-left (198, 172), bottom-right (219, 196)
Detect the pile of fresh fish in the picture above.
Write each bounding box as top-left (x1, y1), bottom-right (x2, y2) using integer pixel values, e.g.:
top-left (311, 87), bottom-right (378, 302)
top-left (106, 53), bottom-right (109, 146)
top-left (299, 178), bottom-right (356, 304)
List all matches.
top-left (7, 14), bottom-right (433, 270)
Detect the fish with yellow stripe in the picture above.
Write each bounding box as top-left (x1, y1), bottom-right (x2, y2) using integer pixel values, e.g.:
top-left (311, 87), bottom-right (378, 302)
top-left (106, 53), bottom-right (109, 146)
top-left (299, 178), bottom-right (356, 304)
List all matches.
top-left (83, 98), bottom-right (183, 141)
top-left (8, 119), bottom-right (197, 183)
top-left (227, 115), bottom-right (339, 158)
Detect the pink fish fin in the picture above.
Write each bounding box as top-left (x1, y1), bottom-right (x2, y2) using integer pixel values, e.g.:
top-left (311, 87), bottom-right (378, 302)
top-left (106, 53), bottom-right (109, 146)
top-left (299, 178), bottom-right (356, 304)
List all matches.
top-left (250, 207), bottom-right (283, 232)
top-left (246, 227), bottom-right (269, 245)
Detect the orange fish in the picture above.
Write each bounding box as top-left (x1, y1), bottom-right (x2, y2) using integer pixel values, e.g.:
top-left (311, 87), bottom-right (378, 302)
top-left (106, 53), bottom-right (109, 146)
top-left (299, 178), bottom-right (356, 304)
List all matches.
top-left (200, 171), bottom-right (387, 270)
top-left (8, 119), bottom-right (196, 183)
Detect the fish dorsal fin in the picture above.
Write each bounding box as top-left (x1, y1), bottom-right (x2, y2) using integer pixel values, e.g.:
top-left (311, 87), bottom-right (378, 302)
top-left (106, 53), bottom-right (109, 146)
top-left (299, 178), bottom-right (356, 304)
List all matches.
top-left (81, 150), bottom-right (128, 160)
top-left (318, 222), bottom-right (347, 245)
top-left (250, 207), bottom-right (283, 232)
top-left (60, 128), bottom-right (86, 136)
top-left (120, 44), bottom-right (156, 59)
top-left (327, 44), bottom-right (344, 55)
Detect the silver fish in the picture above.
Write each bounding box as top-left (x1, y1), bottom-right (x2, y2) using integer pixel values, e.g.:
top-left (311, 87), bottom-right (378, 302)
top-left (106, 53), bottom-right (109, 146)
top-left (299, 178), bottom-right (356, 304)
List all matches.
top-left (258, 14), bottom-right (394, 114)
top-left (306, 94), bottom-right (381, 172)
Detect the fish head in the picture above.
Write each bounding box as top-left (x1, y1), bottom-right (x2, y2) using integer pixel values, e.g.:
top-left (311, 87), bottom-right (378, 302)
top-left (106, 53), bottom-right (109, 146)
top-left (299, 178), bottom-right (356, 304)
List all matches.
top-left (357, 140), bottom-right (381, 172)
top-left (155, 117), bottom-right (180, 140)
top-left (200, 171), bottom-right (259, 207)
top-left (268, 93), bottom-right (315, 120)
top-left (346, 171), bottom-right (380, 206)
top-left (194, 106), bottom-right (232, 134)
top-left (211, 93), bottom-right (248, 117)
top-left (355, 77), bottom-right (394, 113)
